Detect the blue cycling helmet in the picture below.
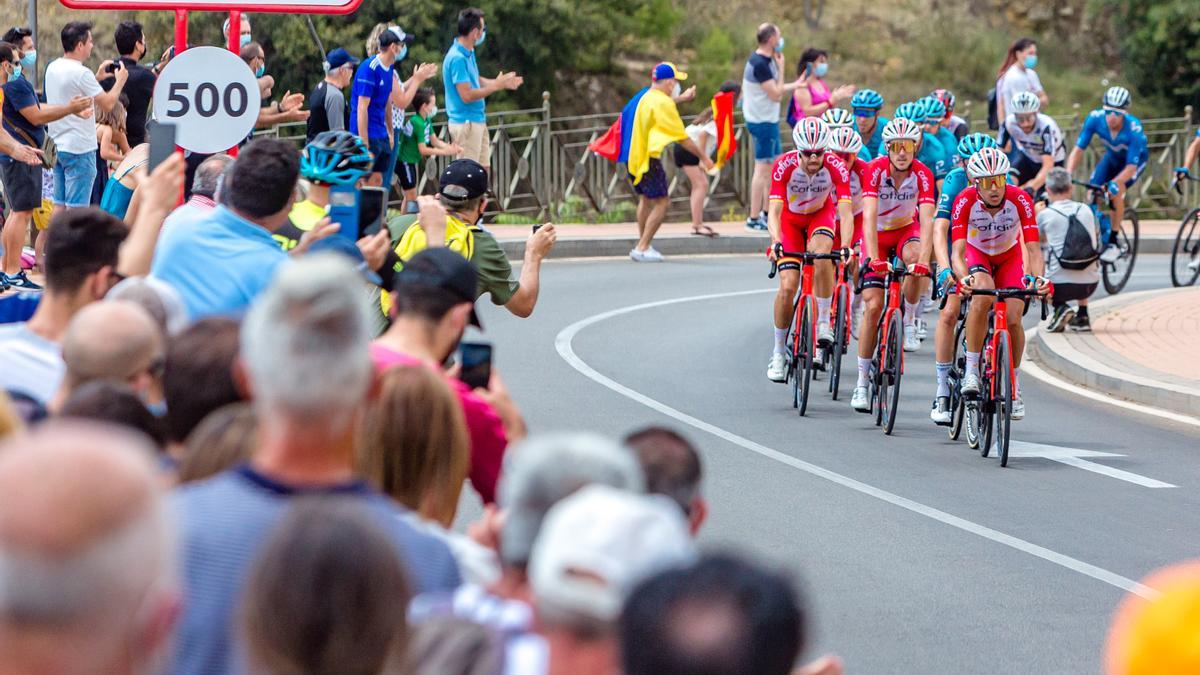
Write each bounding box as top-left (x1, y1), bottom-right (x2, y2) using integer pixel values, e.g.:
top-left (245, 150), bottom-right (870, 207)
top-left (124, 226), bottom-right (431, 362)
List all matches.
top-left (956, 132), bottom-right (997, 160)
top-left (301, 130), bottom-right (374, 186)
top-left (893, 101), bottom-right (923, 122)
top-left (851, 88), bottom-right (884, 110)
top-left (921, 96), bottom-right (946, 122)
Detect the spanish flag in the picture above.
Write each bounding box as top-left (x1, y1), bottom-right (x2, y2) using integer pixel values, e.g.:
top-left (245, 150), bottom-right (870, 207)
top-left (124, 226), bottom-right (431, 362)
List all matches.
top-left (617, 87), bottom-right (688, 185)
top-left (711, 90), bottom-right (738, 169)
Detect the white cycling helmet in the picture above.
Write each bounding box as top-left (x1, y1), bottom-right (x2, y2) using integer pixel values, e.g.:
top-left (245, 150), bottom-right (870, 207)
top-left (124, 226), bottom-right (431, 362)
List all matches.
top-left (792, 117), bottom-right (831, 152)
top-left (821, 107), bottom-right (855, 128)
top-left (966, 147), bottom-right (1011, 179)
top-left (1104, 86), bottom-right (1131, 109)
top-left (1009, 91), bottom-right (1040, 115)
top-left (881, 117), bottom-right (922, 143)
top-left (828, 126), bottom-right (863, 155)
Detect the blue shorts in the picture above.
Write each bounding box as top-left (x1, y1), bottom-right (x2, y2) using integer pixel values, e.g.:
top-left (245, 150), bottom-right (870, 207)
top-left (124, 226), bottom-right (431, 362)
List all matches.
top-left (746, 121), bottom-right (782, 162)
top-left (1089, 152), bottom-right (1147, 189)
top-left (368, 136), bottom-right (393, 175)
top-left (53, 150), bottom-right (98, 208)
top-left (631, 158), bottom-right (668, 199)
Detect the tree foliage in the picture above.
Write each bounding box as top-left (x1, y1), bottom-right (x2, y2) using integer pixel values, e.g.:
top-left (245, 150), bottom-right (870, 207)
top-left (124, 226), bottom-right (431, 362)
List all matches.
top-left (1102, 0), bottom-right (1200, 111)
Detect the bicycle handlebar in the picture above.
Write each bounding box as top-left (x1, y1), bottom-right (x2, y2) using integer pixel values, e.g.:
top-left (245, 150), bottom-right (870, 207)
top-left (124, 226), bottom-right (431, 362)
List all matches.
top-left (767, 250), bottom-right (850, 279)
top-left (963, 286), bottom-right (1050, 320)
top-left (1172, 173), bottom-right (1200, 195)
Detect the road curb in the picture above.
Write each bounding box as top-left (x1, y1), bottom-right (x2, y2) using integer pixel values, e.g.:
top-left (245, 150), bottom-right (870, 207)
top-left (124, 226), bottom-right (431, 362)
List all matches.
top-left (499, 233), bottom-right (770, 260)
top-left (1028, 288), bottom-right (1200, 418)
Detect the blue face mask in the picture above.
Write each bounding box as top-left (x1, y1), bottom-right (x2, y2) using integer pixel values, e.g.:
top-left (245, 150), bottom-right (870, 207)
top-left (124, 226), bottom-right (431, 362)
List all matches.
top-left (8, 64), bottom-right (20, 82)
top-left (814, 62), bottom-right (829, 77)
top-left (774, 37), bottom-right (785, 53)
top-left (397, 45), bottom-right (408, 61)
top-left (255, 64), bottom-right (265, 78)
top-left (1024, 54), bottom-right (1037, 69)
top-left (240, 34), bottom-right (252, 48)
top-left (476, 29), bottom-right (486, 46)
top-left (19, 50), bottom-right (35, 69)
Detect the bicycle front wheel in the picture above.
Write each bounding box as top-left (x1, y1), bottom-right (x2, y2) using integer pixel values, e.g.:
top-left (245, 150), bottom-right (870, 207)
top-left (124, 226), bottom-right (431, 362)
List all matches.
top-left (949, 311), bottom-right (967, 441)
top-left (796, 299), bottom-right (815, 417)
top-left (830, 286), bottom-right (849, 400)
top-left (882, 310), bottom-right (904, 435)
top-left (995, 332), bottom-right (1014, 467)
top-left (1102, 210), bottom-right (1139, 294)
top-left (1171, 209), bottom-right (1200, 287)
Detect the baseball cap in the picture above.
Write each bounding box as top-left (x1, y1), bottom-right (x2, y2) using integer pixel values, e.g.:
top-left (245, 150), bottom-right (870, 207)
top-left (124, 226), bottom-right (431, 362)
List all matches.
top-left (325, 47), bottom-right (359, 71)
top-left (380, 26), bottom-right (416, 48)
top-left (529, 484), bottom-right (695, 623)
top-left (652, 62), bottom-right (688, 82)
top-left (307, 237), bottom-right (383, 286)
top-left (438, 159), bottom-right (491, 202)
top-left (395, 247), bottom-right (482, 328)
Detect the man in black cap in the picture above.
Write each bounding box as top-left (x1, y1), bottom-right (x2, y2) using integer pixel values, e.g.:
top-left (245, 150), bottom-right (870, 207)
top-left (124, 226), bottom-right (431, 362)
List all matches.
top-left (307, 47), bottom-right (360, 142)
top-left (386, 158), bottom-right (556, 317)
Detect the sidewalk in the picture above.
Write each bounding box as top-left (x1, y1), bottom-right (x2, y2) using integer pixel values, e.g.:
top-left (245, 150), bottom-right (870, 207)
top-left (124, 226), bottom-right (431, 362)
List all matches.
top-left (1030, 286), bottom-right (1200, 418)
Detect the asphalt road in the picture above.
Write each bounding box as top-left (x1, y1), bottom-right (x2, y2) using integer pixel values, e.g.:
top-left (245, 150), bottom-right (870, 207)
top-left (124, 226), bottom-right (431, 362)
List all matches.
top-left (471, 252), bottom-right (1199, 674)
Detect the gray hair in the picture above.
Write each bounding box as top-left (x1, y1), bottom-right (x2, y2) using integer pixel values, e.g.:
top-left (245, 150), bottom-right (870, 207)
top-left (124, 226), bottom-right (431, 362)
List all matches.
top-left (192, 154), bottom-right (234, 200)
top-left (222, 14), bottom-right (250, 37)
top-left (497, 433), bottom-right (644, 568)
top-left (240, 255), bottom-right (374, 423)
top-left (1045, 167), bottom-right (1072, 195)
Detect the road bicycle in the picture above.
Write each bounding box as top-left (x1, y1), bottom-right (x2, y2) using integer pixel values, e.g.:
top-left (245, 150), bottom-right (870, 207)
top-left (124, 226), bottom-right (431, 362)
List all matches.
top-left (820, 252), bottom-right (856, 401)
top-left (769, 250), bottom-right (847, 416)
top-left (962, 285), bottom-right (1047, 466)
top-left (856, 258), bottom-right (920, 435)
top-left (1170, 174), bottom-right (1200, 287)
top-left (1073, 179), bottom-right (1140, 295)
top-left (937, 282), bottom-right (970, 442)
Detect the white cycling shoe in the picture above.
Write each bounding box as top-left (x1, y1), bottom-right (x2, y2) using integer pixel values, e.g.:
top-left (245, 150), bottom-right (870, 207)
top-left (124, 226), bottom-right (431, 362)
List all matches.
top-left (960, 371), bottom-right (981, 397)
top-left (903, 324), bottom-right (922, 352)
top-left (767, 353), bottom-right (788, 382)
top-left (930, 396), bottom-right (952, 425)
top-left (817, 322), bottom-right (834, 346)
top-left (851, 386), bottom-right (870, 412)
top-left (1010, 396), bottom-right (1025, 421)
top-left (1099, 243), bottom-right (1121, 264)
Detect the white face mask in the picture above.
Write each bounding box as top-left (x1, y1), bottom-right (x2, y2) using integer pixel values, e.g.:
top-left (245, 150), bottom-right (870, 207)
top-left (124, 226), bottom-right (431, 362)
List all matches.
top-left (429, 104), bottom-right (439, 118)
top-left (671, 82), bottom-right (682, 98)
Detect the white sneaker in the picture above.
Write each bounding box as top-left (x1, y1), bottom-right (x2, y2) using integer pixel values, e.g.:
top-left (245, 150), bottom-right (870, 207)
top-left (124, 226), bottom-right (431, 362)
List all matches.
top-left (903, 324), bottom-right (921, 352)
top-left (630, 247), bottom-right (664, 263)
top-left (851, 386), bottom-right (870, 412)
top-left (1100, 243), bottom-right (1121, 264)
top-left (767, 353), bottom-right (788, 382)
top-left (961, 371), bottom-right (981, 397)
top-left (1010, 396), bottom-right (1025, 421)
top-left (915, 317), bottom-right (928, 341)
top-left (817, 322), bottom-right (834, 346)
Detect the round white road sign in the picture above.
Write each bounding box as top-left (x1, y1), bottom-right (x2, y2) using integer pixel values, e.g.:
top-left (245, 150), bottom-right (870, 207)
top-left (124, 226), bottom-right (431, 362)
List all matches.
top-left (152, 46), bottom-right (261, 154)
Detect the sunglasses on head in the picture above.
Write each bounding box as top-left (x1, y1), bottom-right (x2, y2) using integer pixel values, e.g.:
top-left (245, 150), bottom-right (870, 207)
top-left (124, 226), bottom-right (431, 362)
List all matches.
top-left (853, 109), bottom-right (876, 118)
top-left (976, 175), bottom-right (1006, 190)
top-left (799, 149), bottom-right (825, 158)
top-left (888, 139), bottom-right (915, 154)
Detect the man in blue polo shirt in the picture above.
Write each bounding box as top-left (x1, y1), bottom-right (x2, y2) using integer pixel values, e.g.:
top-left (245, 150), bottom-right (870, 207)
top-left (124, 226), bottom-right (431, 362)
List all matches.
top-left (351, 27), bottom-right (409, 186)
top-left (152, 138), bottom-right (313, 319)
top-left (443, 7), bottom-right (523, 173)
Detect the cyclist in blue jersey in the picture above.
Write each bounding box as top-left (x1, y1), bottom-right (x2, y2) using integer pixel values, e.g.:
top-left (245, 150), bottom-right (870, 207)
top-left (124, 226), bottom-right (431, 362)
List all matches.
top-left (921, 96), bottom-right (959, 178)
top-left (931, 89), bottom-right (969, 140)
top-left (851, 89), bottom-right (887, 161)
top-left (1066, 86), bottom-right (1147, 262)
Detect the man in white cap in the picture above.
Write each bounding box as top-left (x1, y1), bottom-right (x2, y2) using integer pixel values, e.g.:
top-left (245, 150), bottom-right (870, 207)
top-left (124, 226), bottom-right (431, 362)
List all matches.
top-left (529, 483), bottom-right (695, 675)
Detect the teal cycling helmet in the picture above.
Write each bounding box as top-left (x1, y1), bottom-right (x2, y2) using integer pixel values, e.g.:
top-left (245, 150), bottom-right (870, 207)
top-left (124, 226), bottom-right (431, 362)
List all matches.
top-left (921, 96), bottom-right (946, 122)
top-left (956, 132), bottom-right (997, 160)
top-left (851, 88), bottom-right (884, 110)
top-left (301, 130), bottom-right (374, 186)
top-left (893, 101), bottom-right (923, 122)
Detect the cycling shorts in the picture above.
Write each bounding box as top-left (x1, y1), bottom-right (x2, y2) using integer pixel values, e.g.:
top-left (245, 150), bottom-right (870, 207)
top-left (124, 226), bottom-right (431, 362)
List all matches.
top-left (779, 200), bottom-right (837, 262)
top-left (1089, 152), bottom-right (1148, 189)
top-left (861, 220), bottom-right (920, 289)
top-left (966, 243), bottom-right (1025, 289)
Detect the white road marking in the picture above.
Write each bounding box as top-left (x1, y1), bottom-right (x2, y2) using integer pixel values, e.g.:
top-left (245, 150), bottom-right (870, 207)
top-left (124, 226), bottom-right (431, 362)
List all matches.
top-left (1007, 441), bottom-right (1176, 488)
top-left (556, 289), bottom-right (1158, 600)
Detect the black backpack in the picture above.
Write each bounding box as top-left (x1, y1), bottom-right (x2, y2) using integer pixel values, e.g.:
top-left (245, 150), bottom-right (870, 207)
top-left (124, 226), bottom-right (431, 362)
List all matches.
top-left (986, 87), bottom-right (999, 130)
top-left (1048, 205), bottom-right (1100, 270)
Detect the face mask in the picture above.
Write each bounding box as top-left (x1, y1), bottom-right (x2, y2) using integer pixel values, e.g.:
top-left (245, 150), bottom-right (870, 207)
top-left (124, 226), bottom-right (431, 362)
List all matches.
top-left (19, 50), bottom-right (35, 69)
top-left (428, 104), bottom-right (438, 118)
top-left (240, 34), bottom-right (252, 48)
top-left (8, 65), bottom-right (20, 82)
top-left (476, 29), bottom-right (486, 46)
top-left (1024, 54), bottom-right (1037, 69)
top-left (774, 38), bottom-right (785, 53)
top-left (254, 64), bottom-right (265, 78)
top-left (147, 400), bottom-right (168, 418)
top-left (672, 82), bottom-right (682, 98)
top-left (397, 45), bottom-right (408, 61)
top-left (814, 62), bottom-right (829, 77)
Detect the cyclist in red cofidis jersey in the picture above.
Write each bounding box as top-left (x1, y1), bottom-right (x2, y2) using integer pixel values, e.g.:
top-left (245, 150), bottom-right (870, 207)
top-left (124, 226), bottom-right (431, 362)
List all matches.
top-left (951, 147), bottom-right (1047, 421)
top-left (765, 118), bottom-right (855, 383)
top-left (828, 125), bottom-right (868, 337)
top-left (849, 117), bottom-right (936, 412)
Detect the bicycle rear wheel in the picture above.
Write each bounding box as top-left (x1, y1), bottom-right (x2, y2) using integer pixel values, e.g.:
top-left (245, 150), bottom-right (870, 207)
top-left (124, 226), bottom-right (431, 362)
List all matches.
top-left (965, 401), bottom-right (981, 450)
top-left (830, 286), bottom-right (849, 400)
top-left (796, 299), bottom-right (815, 417)
top-left (882, 310), bottom-right (904, 435)
top-left (1171, 209), bottom-right (1200, 287)
top-left (949, 310), bottom-right (967, 440)
top-left (1102, 211), bottom-right (1139, 295)
top-left (995, 332), bottom-right (1014, 467)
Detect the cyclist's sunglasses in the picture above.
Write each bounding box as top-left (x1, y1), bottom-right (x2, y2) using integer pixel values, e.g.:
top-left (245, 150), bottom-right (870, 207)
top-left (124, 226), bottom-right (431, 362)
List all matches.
top-left (1103, 107), bottom-right (1124, 117)
top-left (799, 149), bottom-right (825, 159)
top-left (1015, 113), bottom-right (1037, 125)
top-left (853, 108), bottom-right (877, 118)
top-left (887, 139), bottom-right (916, 154)
top-left (975, 175), bottom-right (1007, 190)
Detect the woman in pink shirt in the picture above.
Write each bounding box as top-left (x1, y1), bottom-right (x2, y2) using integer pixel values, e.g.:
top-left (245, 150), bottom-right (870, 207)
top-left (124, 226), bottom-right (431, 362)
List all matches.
top-left (790, 47), bottom-right (856, 122)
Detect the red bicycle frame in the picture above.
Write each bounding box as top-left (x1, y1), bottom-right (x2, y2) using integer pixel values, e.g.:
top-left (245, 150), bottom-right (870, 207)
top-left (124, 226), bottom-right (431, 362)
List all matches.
top-left (832, 257), bottom-right (854, 349)
top-left (792, 261), bottom-right (818, 364)
top-left (877, 268), bottom-right (905, 378)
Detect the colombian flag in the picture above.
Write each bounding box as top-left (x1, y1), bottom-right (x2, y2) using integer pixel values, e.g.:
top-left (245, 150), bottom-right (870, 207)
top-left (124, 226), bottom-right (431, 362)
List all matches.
top-left (617, 87), bottom-right (688, 185)
top-left (711, 90), bottom-right (737, 169)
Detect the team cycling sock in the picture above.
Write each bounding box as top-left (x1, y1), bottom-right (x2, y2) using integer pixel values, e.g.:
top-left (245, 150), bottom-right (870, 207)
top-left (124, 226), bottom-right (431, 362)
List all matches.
top-left (935, 362), bottom-right (952, 397)
top-left (857, 356), bottom-right (872, 387)
top-left (774, 327), bottom-right (789, 356)
top-left (817, 296), bottom-right (832, 327)
top-left (965, 351), bottom-right (981, 376)
top-left (904, 301), bottom-right (919, 325)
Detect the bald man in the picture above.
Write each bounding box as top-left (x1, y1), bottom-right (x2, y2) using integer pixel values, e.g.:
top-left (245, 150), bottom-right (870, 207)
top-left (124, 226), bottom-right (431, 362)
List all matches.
top-left (0, 421), bottom-right (179, 674)
top-left (51, 300), bottom-right (165, 413)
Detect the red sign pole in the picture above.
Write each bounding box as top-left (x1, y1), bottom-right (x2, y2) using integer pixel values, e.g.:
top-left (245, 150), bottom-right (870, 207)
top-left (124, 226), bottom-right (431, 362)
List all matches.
top-left (226, 10), bottom-right (241, 158)
top-left (173, 9), bottom-right (188, 205)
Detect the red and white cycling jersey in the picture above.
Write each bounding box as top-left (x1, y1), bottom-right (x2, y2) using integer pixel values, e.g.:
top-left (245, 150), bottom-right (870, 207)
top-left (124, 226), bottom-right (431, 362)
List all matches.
top-left (769, 151), bottom-right (852, 216)
top-left (846, 159), bottom-right (868, 217)
top-left (862, 156), bottom-right (936, 231)
top-left (950, 185), bottom-right (1039, 256)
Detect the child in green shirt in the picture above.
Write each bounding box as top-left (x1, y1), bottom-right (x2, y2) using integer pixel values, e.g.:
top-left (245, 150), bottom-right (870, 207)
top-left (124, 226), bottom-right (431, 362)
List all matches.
top-left (398, 88), bottom-right (462, 212)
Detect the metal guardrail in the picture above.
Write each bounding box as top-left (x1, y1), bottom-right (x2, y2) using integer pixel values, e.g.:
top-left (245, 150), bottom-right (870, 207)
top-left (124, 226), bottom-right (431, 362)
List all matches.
top-left (262, 97), bottom-right (1197, 222)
